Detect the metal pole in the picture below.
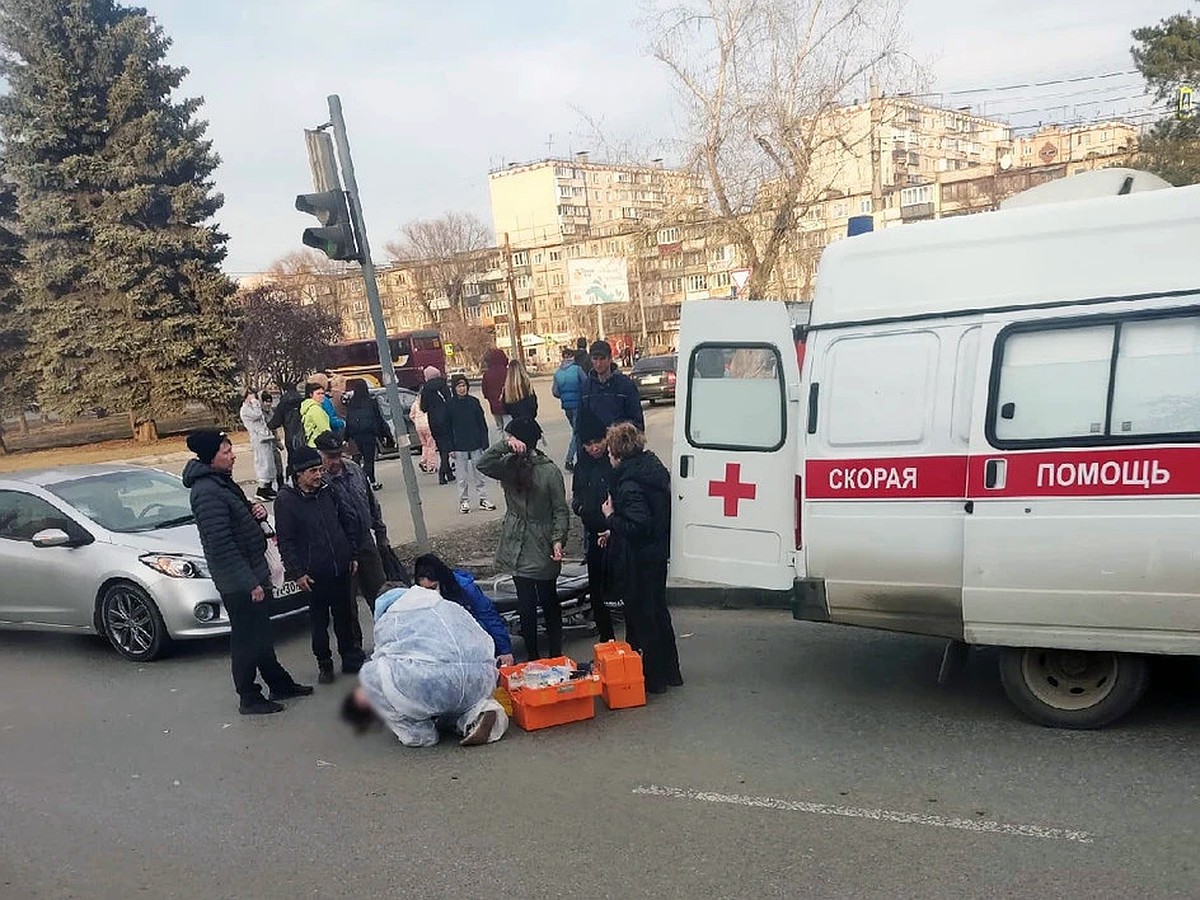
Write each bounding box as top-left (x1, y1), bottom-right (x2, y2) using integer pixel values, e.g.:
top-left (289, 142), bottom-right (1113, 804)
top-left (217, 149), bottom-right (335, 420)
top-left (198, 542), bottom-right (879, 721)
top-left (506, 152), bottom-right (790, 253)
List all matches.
top-left (502, 232), bottom-right (522, 358)
top-left (327, 94), bottom-right (429, 553)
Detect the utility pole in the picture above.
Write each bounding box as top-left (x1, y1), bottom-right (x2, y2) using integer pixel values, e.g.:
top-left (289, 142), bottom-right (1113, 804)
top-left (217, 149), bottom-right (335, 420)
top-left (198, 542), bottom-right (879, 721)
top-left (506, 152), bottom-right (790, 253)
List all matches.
top-left (502, 232), bottom-right (522, 359)
top-left (326, 94), bottom-right (429, 552)
top-left (869, 75), bottom-right (884, 221)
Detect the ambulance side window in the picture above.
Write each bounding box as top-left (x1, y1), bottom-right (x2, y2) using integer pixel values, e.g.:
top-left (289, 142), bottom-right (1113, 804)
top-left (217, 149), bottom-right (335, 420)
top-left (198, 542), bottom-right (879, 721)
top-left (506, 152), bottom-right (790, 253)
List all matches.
top-left (823, 331), bottom-right (938, 447)
top-left (1110, 316), bottom-right (1200, 435)
top-left (686, 344), bottom-right (785, 450)
top-left (988, 311), bottom-right (1200, 447)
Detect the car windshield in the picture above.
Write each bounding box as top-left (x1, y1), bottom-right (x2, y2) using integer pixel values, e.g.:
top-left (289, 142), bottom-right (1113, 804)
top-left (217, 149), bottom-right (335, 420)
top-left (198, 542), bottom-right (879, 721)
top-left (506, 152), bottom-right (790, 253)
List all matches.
top-left (633, 356), bottom-right (675, 374)
top-left (47, 469), bottom-right (195, 533)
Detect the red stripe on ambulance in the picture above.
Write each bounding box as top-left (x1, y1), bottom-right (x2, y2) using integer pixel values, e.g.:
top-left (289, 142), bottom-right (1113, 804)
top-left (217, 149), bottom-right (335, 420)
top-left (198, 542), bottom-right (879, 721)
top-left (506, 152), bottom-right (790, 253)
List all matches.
top-left (805, 456), bottom-right (968, 499)
top-left (805, 447), bottom-right (1200, 500)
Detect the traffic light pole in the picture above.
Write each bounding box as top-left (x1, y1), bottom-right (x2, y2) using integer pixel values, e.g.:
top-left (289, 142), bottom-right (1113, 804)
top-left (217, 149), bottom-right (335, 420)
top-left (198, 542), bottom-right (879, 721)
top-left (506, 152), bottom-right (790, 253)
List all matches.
top-left (327, 94), bottom-right (430, 553)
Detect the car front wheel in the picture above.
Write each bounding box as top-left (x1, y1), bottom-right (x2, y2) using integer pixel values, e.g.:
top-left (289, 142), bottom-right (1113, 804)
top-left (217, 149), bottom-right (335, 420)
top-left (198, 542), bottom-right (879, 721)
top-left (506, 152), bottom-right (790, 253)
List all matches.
top-left (101, 582), bottom-right (170, 662)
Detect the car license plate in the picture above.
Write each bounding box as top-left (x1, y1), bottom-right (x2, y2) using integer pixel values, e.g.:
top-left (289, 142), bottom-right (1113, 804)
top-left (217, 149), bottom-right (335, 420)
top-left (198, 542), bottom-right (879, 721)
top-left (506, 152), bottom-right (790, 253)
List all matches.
top-left (643, 375), bottom-right (661, 385)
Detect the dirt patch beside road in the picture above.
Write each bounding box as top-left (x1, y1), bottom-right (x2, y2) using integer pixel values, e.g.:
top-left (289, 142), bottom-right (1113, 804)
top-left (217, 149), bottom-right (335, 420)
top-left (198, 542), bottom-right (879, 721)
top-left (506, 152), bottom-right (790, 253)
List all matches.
top-left (0, 434), bottom-right (203, 473)
top-left (394, 516), bottom-right (587, 579)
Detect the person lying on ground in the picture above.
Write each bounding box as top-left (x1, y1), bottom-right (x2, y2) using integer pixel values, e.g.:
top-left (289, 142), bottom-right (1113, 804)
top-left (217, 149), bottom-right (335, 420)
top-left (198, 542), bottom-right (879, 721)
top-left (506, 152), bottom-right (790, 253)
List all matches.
top-left (339, 581), bottom-right (508, 747)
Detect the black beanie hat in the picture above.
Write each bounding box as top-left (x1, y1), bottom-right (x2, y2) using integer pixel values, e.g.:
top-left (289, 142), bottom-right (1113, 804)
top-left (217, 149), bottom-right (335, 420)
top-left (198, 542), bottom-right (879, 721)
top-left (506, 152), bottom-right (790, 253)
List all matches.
top-left (289, 445), bottom-right (323, 475)
top-left (575, 407), bottom-right (608, 445)
top-left (186, 429), bottom-right (228, 465)
top-left (450, 373), bottom-right (469, 391)
top-left (505, 416), bottom-right (543, 448)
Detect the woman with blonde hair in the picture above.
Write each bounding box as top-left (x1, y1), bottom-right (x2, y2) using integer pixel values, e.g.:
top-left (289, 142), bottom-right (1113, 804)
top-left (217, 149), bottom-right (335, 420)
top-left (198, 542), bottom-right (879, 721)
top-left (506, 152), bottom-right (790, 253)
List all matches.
top-left (502, 359), bottom-right (538, 423)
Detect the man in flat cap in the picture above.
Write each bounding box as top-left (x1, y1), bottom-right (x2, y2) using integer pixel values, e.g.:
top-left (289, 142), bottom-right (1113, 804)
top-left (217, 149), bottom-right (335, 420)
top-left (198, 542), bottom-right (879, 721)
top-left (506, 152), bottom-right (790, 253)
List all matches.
top-left (183, 429), bottom-right (311, 715)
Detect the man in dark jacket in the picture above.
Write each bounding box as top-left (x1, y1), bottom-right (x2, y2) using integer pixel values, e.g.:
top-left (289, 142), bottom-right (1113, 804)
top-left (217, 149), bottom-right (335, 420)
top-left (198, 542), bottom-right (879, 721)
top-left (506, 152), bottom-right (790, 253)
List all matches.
top-left (184, 430), bottom-right (310, 715)
top-left (274, 446), bottom-right (364, 684)
top-left (570, 408), bottom-right (616, 642)
top-left (420, 365), bottom-right (454, 485)
top-left (574, 340), bottom-right (644, 453)
top-left (574, 337), bottom-right (592, 375)
top-left (315, 430), bottom-right (390, 650)
top-left (445, 374), bottom-right (496, 514)
top-left (266, 384), bottom-right (306, 472)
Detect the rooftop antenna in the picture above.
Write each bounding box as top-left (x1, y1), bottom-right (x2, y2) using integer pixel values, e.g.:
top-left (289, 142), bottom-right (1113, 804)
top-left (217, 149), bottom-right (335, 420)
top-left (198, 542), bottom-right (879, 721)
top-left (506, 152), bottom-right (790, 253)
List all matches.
top-left (545, 133), bottom-right (556, 157)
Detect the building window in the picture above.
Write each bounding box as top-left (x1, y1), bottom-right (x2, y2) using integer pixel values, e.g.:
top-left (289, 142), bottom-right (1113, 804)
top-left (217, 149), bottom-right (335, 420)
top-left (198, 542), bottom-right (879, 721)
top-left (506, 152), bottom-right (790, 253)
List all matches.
top-left (664, 277), bottom-right (683, 293)
top-left (549, 250), bottom-right (561, 262)
top-left (713, 272), bottom-right (731, 289)
top-left (657, 226), bottom-right (680, 244)
top-left (532, 252), bottom-right (542, 264)
top-left (859, 198), bottom-right (873, 214)
top-left (687, 274), bottom-right (708, 292)
top-left (511, 251), bottom-right (528, 267)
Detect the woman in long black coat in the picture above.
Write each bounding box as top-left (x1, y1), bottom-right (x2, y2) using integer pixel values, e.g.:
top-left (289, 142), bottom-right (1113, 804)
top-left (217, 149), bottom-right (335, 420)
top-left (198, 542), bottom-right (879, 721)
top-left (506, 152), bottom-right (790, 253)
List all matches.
top-left (419, 366), bottom-right (454, 484)
top-left (600, 422), bottom-right (681, 694)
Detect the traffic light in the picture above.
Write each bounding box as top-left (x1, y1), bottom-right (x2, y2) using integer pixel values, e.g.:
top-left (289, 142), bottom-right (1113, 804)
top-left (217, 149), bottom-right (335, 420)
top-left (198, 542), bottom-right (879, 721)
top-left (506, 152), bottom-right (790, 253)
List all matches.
top-left (295, 190), bottom-right (359, 261)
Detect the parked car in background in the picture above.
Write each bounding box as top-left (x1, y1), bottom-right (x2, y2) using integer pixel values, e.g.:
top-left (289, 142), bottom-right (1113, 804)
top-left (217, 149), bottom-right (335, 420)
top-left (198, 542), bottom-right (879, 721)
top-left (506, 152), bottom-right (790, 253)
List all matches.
top-left (0, 465), bottom-right (307, 662)
top-left (370, 386), bottom-right (421, 460)
top-left (630, 354), bottom-right (678, 405)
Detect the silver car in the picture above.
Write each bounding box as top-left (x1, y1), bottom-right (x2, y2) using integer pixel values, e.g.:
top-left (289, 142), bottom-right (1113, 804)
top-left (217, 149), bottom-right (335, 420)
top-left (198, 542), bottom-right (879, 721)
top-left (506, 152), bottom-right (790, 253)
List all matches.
top-left (0, 464), bottom-right (306, 662)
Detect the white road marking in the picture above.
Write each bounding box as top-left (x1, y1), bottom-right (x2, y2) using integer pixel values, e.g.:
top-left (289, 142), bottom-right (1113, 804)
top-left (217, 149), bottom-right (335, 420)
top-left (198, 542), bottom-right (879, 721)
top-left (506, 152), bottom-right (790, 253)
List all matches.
top-left (632, 785), bottom-right (1094, 844)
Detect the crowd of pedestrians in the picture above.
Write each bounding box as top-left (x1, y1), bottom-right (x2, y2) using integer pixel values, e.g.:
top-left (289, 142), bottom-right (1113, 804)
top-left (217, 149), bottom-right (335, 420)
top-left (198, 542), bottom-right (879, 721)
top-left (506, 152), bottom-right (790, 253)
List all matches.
top-left (190, 334), bottom-right (680, 742)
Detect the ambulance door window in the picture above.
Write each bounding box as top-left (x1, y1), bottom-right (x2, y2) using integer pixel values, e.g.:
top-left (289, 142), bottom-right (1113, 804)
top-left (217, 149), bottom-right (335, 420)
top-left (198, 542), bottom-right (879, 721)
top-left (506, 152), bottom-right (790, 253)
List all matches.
top-left (686, 344), bottom-right (785, 450)
top-left (824, 331), bottom-right (938, 447)
top-left (1110, 315), bottom-right (1200, 436)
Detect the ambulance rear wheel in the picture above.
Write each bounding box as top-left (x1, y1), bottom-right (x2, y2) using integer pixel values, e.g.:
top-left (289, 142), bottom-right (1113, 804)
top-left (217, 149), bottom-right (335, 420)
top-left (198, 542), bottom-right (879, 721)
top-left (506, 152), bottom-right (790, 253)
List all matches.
top-left (998, 647), bottom-right (1149, 730)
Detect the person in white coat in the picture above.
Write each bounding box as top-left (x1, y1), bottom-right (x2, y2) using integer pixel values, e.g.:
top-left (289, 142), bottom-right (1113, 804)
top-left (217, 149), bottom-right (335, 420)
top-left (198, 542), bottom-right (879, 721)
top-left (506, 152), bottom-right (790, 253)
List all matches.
top-left (340, 583), bottom-right (508, 747)
top-left (239, 390), bottom-right (279, 501)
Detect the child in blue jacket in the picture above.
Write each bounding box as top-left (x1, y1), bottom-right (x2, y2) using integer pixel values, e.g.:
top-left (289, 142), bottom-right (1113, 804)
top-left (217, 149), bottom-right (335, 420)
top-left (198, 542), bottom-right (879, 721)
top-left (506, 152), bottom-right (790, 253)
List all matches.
top-left (412, 553), bottom-right (514, 665)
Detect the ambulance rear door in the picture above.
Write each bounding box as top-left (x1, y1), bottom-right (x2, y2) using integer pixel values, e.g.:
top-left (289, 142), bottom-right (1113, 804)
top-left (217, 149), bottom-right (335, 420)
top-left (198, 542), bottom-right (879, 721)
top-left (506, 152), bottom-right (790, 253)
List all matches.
top-left (670, 300), bottom-right (803, 590)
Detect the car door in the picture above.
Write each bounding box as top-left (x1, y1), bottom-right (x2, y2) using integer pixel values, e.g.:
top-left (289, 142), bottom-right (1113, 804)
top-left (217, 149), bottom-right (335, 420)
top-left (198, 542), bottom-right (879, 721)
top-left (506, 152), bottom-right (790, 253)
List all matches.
top-left (670, 301), bottom-right (802, 590)
top-left (0, 488), bottom-right (98, 628)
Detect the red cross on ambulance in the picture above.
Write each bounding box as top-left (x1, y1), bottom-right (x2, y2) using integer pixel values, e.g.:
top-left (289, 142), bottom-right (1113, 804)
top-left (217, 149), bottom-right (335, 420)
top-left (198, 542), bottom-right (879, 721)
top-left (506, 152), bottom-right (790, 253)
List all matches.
top-left (708, 462), bottom-right (757, 517)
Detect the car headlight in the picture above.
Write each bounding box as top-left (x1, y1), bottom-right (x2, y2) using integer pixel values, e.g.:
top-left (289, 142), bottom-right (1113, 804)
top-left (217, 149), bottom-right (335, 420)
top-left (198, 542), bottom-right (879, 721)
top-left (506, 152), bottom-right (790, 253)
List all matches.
top-left (139, 554), bottom-right (210, 579)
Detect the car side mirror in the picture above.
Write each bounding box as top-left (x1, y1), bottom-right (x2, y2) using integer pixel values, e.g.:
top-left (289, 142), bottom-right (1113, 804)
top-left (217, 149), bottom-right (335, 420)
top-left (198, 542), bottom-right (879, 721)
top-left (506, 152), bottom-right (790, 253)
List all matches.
top-left (32, 528), bottom-right (72, 548)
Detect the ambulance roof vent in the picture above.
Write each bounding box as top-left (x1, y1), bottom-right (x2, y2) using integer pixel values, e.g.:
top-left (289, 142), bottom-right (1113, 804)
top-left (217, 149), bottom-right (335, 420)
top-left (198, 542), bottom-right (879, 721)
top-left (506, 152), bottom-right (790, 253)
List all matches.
top-left (1000, 168), bottom-right (1172, 211)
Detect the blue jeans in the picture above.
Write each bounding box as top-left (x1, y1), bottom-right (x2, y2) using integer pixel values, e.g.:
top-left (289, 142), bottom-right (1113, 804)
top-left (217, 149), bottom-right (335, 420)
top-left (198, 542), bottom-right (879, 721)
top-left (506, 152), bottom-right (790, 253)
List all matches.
top-left (564, 408), bottom-right (577, 466)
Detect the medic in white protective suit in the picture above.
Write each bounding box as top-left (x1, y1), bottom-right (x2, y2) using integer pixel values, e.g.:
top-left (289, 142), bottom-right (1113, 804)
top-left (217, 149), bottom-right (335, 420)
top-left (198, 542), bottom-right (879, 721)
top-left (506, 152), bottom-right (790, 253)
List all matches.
top-left (340, 584), bottom-right (508, 747)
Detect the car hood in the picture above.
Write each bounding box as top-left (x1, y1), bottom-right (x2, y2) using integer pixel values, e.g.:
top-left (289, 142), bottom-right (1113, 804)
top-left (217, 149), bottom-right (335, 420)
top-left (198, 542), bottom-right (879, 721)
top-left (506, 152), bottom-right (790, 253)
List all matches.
top-left (103, 523), bottom-right (205, 556)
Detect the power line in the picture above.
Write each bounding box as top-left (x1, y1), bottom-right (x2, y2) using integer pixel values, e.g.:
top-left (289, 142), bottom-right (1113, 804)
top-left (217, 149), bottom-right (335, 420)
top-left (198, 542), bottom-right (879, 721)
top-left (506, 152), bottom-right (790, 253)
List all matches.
top-left (908, 69), bottom-right (1142, 99)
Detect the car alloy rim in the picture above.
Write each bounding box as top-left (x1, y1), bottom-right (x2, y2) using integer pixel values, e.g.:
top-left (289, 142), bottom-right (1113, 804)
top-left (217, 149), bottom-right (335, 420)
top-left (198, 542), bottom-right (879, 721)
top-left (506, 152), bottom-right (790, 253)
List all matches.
top-left (106, 589), bottom-right (155, 655)
top-left (1021, 648), bottom-right (1118, 711)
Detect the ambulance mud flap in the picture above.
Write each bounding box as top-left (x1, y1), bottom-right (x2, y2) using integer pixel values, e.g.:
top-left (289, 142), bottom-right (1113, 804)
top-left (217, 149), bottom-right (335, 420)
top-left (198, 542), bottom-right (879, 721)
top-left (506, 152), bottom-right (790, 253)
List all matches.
top-left (792, 579), bottom-right (830, 622)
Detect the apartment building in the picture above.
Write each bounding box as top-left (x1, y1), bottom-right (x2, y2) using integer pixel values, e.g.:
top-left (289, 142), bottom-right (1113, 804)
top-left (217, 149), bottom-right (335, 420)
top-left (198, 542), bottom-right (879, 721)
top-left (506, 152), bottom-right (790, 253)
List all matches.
top-left (488, 154), bottom-right (704, 249)
top-left (1013, 121), bottom-right (1138, 169)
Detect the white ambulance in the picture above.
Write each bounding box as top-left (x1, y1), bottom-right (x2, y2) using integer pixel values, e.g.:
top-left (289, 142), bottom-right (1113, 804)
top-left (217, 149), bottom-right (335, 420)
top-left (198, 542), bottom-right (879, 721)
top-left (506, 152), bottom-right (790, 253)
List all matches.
top-left (670, 171), bottom-right (1200, 729)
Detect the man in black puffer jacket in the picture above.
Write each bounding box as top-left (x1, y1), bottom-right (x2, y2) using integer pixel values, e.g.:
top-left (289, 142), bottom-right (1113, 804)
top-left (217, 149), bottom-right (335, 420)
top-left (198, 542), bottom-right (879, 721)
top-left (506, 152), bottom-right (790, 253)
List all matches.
top-left (184, 430), bottom-right (310, 715)
top-left (274, 445), bottom-right (365, 685)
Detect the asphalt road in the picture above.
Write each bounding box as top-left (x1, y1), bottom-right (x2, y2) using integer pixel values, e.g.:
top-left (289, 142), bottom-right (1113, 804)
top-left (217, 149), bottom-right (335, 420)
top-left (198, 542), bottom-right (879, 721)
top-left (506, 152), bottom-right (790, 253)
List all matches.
top-left (1, 609), bottom-right (1197, 898)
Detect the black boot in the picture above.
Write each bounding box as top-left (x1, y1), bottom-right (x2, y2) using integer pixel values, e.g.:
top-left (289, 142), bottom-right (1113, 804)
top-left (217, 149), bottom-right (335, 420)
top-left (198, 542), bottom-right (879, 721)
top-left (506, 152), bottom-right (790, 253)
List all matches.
top-left (240, 697), bottom-right (285, 715)
top-left (317, 660), bottom-right (335, 685)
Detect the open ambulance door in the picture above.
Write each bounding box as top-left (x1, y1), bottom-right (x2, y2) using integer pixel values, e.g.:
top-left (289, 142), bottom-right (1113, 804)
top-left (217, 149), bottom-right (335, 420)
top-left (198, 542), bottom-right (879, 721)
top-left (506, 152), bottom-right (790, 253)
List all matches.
top-left (670, 300), bottom-right (803, 590)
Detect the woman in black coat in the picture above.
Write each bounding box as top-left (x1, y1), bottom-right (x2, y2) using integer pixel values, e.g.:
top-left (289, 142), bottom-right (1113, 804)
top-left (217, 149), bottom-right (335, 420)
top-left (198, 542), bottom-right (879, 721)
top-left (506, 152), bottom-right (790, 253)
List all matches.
top-left (600, 421), bottom-right (681, 694)
top-left (342, 378), bottom-right (389, 490)
top-left (420, 366), bottom-right (455, 484)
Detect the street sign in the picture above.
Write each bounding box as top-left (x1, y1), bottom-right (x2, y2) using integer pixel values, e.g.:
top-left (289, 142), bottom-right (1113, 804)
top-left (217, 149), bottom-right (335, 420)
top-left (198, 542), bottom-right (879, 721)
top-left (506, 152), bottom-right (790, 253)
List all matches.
top-left (731, 269), bottom-right (751, 290)
top-left (1178, 85), bottom-right (1194, 120)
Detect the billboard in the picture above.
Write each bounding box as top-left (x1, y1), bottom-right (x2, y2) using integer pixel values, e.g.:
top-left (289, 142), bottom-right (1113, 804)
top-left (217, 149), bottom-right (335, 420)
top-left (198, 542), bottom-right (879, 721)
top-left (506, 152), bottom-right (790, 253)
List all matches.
top-left (567, 257), bottom-right (629, 306)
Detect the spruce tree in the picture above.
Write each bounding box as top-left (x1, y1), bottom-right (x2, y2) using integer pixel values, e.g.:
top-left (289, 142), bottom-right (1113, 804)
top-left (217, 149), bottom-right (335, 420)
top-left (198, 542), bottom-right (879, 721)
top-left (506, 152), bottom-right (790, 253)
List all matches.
top-left (0, 0), bottom-right (239, 440)
top-left (0, 179), bottom-right (25, 453)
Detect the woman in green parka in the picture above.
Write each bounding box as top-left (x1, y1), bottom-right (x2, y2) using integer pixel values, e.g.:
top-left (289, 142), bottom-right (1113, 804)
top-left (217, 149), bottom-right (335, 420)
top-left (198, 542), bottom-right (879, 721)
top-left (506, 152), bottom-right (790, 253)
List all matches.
top-left (476, 417), bottom-right (570, 661)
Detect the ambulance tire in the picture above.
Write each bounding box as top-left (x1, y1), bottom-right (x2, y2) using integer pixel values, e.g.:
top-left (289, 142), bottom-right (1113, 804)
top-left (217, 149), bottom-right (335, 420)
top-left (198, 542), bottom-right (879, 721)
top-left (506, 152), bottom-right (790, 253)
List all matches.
top-left (998, 647), bottom-right (1149, 730)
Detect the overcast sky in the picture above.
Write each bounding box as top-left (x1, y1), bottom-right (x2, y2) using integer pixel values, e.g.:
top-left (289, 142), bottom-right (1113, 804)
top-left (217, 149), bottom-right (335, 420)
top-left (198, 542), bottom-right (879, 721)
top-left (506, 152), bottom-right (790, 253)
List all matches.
top-left (144, 0), bottom-right (1186, 274)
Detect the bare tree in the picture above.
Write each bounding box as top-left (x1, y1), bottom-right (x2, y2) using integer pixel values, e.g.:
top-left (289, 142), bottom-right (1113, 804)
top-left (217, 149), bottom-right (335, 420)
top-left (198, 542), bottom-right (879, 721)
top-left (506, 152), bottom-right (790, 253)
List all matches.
top-left (644, 0), bottom-right (914, 298)
top-left (266, 249), bottom-right (349, 316)
top-left (385, 212), bottom-right (495, 363)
